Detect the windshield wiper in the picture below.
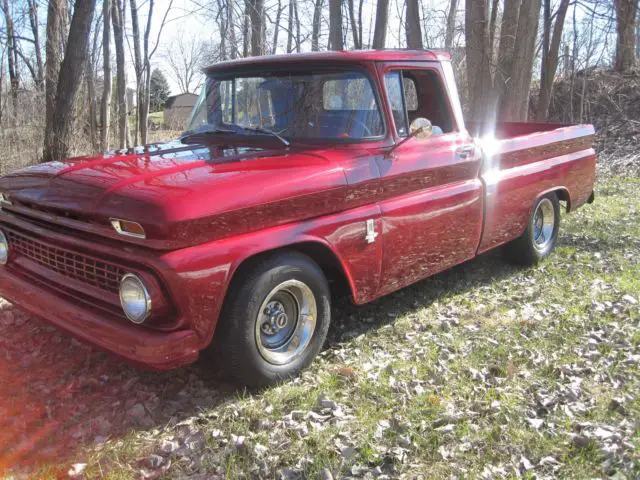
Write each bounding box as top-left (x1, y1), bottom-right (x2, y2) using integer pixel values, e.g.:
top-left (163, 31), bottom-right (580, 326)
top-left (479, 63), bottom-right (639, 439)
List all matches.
top-left (234, 126), bottom-right (290, 147)
top-left (179, 127), bottom-right (234, 144)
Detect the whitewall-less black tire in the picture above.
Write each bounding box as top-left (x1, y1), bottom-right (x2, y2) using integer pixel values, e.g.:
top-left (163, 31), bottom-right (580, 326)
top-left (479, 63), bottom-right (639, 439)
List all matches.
top-left (503, 192), bottom-right (561, 266)
top-left (212, 251), bottom-right (331, 388)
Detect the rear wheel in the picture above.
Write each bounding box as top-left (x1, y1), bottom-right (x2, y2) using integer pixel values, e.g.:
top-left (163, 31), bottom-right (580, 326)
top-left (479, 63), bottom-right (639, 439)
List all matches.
top-left (503, 193), bottom-right (560, 266)
top-left (213, 251), bottom-right (331, 388)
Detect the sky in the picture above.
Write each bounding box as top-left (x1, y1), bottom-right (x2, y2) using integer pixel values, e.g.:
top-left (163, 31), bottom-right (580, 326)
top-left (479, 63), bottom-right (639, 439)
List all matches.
top-left (145, 0), bottom-right (449, 95)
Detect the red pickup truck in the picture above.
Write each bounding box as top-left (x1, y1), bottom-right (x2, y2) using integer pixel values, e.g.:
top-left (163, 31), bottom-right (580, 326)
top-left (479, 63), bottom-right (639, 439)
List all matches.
top-left (0, 50), bottom-right (595, 387)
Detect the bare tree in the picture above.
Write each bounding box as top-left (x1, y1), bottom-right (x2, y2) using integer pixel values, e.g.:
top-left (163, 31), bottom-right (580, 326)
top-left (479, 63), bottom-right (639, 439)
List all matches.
top-left (247, 0), bottom-right (266, 55)
top-left (101, 0), bottom-right (112, 151)
top-left (272, 0), bottom-right (283, 54)
top-left (536, 0), bottom-right (570, 121)
top-left (287, 0), bottom-right (295, 52)
top-left (243, 2), bottom-right (250, 56)
top-left (130, 0), bottom-right (144, 144)
top-left (445, 0), bottom-right (459, 49)
top-left (43, 0), bottom-right (68, 154)
top-left (311, 0), bottom-right (324, 51)
top-left (165, 32), bottom-right (205, 93)
top-left (86, 12), bottom-right (102, 152)
top-left (493, 0), bottom-right (519, 115)
top-left (138, 0), bottom-right (174, 144)
top-left (406, 0), bottom-right (423, 49)
top-left (112, 0), bottom-right (129, 148)
top-left (465, 0), bottom-right (491, 120)
top-left (487, 0), bottom-right (499, 59)
top-left (614, 0), bottom-right (638, 71)
top-left (42, 0), bottom-right (97, 162)
top-left (372, 0), bottom-right (389, 48)
top-left (0, 46), bottom-right (5, 125)
top-left (329, 0), bottom-right (343, 50)
top-left (348, 0), bottom-right (361, 48)
top-left (1, 0), bottom-right (18, 115)
top-left (501, 0), bottom-right (540, 120)
top-left (26, 0), bottom-right (44, 89)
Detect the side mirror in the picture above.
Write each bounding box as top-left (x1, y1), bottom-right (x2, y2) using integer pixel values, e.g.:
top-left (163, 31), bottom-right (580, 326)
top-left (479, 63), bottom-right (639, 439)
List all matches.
top-left (409, 118), bottom-right (432, 140)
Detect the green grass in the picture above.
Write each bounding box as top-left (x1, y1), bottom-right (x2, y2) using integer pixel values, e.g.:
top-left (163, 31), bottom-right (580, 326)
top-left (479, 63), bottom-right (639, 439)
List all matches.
top-left (28, 177), bottom-right (640, 478)
top-left (148, 111), bottom-right (164, 125)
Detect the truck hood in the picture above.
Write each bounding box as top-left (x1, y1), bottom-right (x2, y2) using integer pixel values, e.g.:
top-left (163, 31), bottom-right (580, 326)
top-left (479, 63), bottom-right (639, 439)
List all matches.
top-left (0, 140), bottom-right (351, 248)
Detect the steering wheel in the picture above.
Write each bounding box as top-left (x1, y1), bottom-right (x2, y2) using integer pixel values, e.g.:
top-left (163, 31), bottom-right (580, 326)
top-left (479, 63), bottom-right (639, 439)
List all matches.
top-left (345, 119), bottom-right (373, 138)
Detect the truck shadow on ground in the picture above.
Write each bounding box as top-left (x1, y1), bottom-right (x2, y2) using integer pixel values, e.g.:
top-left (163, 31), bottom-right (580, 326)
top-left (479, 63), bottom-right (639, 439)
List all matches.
top-left (0, 249), bottom-right (518, 473)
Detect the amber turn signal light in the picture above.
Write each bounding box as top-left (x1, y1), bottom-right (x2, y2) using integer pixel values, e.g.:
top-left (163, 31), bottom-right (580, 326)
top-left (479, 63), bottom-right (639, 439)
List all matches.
top-left (110, 219), bottom-right (146, 239)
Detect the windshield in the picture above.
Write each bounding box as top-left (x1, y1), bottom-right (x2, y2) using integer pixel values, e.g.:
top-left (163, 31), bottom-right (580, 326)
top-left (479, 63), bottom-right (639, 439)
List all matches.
top-left (184, 70), bottom-right (385, 141)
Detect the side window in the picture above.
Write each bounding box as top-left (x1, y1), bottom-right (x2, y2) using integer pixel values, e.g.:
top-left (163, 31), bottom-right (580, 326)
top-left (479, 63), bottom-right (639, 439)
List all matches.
top-left (384, 72), bottom-right (408, 136)
top-left (384, 69), bottom-right (455, 136)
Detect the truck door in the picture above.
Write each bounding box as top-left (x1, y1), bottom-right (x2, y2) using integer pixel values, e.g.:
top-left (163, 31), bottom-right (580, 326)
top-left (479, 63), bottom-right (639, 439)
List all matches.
top-left (375, 62), bottom-right (484, 296)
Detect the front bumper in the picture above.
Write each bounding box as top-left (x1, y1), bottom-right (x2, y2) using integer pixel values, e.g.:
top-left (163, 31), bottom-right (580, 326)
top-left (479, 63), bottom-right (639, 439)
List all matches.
top-left (0, 266), bottom-right (200, 370)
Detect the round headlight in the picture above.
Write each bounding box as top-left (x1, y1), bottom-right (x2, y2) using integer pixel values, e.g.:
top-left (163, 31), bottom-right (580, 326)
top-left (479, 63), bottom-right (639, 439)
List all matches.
top-left (119, 273), bottom-right (151, 323)
top-left (0, 230), bottom-right (8, 265)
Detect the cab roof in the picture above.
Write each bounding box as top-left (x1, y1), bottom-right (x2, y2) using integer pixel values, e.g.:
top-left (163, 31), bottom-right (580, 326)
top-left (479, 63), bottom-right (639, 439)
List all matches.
top-left (204, 49), bottom-right (450, 74)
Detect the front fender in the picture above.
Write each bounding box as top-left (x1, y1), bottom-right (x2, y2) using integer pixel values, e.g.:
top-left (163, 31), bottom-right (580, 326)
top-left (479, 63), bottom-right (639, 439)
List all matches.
top-left (159, 203), bottom-right (383, 349)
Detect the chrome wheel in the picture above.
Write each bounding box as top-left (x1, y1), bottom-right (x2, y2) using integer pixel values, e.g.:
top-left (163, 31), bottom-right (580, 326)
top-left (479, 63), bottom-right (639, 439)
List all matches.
top-left (532, 198), bottom-right (555, 250)
top-left (255, 279), bottom-right (317, 365)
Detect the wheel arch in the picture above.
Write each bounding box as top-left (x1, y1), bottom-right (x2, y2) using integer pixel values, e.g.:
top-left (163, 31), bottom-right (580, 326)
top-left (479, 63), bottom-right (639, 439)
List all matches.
top-left (539, 186), bottom-right (571, 212)
top-left (225, 239), bottom-right (357, 305)
top-left (515, 186), bottom-right (569, 241)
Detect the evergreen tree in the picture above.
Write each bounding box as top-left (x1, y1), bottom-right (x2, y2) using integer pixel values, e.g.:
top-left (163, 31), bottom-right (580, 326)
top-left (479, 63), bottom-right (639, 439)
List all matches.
top-left (149, 69), bottom-right (170, 112)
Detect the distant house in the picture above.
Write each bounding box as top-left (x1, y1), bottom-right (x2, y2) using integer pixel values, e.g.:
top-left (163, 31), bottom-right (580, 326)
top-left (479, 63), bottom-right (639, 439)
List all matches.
top-left (164, 93), bottom-right (198, 130)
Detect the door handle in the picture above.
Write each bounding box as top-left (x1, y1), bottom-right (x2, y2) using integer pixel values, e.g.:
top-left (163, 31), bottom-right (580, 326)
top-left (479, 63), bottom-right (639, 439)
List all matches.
top-left (456, 145), bottom-right (475, 159)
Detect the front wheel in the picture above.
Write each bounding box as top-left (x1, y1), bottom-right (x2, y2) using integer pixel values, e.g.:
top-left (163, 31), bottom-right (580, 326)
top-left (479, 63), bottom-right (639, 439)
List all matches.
top-left (213, 251), bottom-right (331, 388)
top-left (503, 192), bottom-right (561, 266)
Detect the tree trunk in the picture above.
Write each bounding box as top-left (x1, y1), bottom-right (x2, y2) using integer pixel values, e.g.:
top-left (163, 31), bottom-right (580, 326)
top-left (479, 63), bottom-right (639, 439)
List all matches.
top-left (500, 0), bottom-right (540, 121)
top-left (535, 0), bottom-right (570, 121)
top-left (465, 0), bottom-right (491, 121)
top-left (348, 0), bottom-right (361, 48)
top-left (493, 0), bottom-right (520, 120)
top-left (312, 0), bottom-right (323, 51)
top-left (86, 57), bottom-right (98, 152)
top-left (1, 0), bottom-right (19, 116)
top-left (358, 0), bottom-right (364, 48)
top-left (287, 0), bottom-right (294, 52)
top-left (100, 0), bottom-right (112, 151)
top-left (42, 0), bottom-right (97, 162)
top-left (329, 0), bottom-right (343, 50)
top-left (44, 0), bottom-right (68, 157)
top-left (406, 0), bottom-right (423, 49)
top-left (294, 0), bottom-right (300, 52)
top-left (272, 0), bottom-right (282, 54)
top-left (228, 0), bottom-right (237, 59)
top-left (247, 0), bottom-right (265, 56)
top-left (112, 0), bottom-right (129, 148)
top-left (130, 0), bottom-right (143, 145)
top-left (614, 0), bottom-right (638, 71)
top-left (140, 0), bottom-right (155, 146)
top-left (636, 7), bottom-right (640, 59)
top-left (488, 0), bottom-right (499, 60)
top-left (0, 49), bottom-right (5, 126)
top-left (243, 2), bottom-right (250, 57)
top-left (87, 13), bottom-right (101, 152)
top-left (27, 0), bottom-right (45, 89)
top-left (372, 0), bottom-right (389, 48)
top-left (445, 0), bottom-right (458, 49)
top-left (217, 0), bottom-right (228, 59)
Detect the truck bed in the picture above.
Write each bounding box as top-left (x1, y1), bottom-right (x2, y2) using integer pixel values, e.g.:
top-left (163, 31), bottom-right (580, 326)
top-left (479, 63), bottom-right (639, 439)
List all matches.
top-left (469, 121), bottom-right (596, 253)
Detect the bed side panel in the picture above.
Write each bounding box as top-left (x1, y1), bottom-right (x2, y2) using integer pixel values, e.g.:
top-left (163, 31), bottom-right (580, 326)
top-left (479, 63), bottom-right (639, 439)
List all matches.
top-left (478, 126), bottom-right (595, 254)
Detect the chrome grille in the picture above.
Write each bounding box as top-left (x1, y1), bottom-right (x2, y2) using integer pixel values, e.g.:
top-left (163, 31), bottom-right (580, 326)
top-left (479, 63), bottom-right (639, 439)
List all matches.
top-left (7, 231), bottom-right (123, 294)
